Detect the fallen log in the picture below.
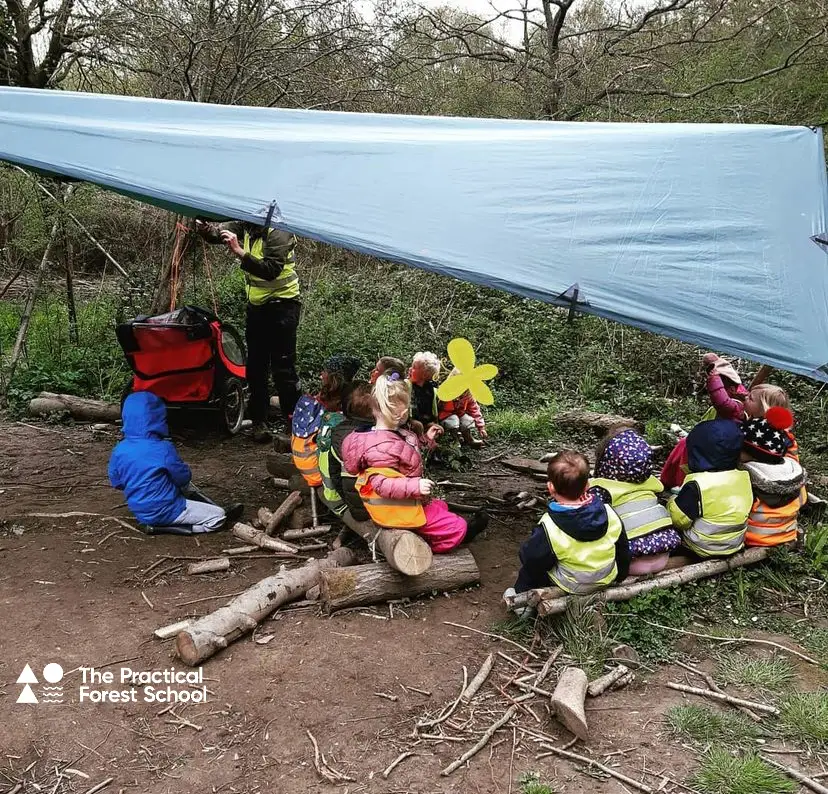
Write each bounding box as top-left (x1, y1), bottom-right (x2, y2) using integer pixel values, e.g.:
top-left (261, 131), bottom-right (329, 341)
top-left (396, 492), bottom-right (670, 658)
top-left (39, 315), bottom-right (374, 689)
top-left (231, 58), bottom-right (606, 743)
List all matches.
top-left (550, 667), bottom-right (589, 740)
top-left (339, 509), bottom-right (432, 576)
top-left (266, 452), bottom-right (298, 479)
top-left (177, 547), bottom-right (357, 665)
top-left (187, 557), bottom-right (230, 575)
top-left (502, 457), bottom-right (547, 476)
top-left (265, 490), bottom-right (303, 535)
top-left (232, 522), bottom-right (298, 554)
top-left (536, 547), bottom-right (770, 616)
top-left (319, 548), bottom-right (479, 612)
top-left (555, 410), bottom-right (640, 432)
top-left (587, 665), bottom-right (631, 697)
top-left (282, 525), bottom-right (332, 540)
top-left (29, 392), bottom-right (120, 424)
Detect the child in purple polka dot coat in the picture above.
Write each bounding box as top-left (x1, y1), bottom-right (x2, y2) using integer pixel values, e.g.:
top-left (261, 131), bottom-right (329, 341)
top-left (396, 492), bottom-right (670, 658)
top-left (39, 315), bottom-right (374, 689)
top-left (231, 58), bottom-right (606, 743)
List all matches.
top-left (588, 425), bottom-right (680, 575)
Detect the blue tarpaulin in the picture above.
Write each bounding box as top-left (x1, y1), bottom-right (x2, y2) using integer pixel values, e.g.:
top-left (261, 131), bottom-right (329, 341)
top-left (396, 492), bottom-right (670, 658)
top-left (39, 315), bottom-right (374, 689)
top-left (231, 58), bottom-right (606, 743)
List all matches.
top-left (1, 87), bottom-right (827, 379)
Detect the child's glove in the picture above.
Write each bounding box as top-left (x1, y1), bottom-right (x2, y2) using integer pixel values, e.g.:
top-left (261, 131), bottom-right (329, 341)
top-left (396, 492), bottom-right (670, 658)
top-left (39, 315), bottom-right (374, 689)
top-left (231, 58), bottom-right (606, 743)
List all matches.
top-left (418, 478), bottom-right (435, 496)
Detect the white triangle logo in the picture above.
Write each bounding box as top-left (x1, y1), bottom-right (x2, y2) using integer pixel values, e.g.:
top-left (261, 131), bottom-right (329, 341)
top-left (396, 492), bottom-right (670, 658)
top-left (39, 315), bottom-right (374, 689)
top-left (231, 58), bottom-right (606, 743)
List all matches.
top-left (16, 664), bottom-right (38, 684)
top-left (16, 684), bottom-right (38, 704)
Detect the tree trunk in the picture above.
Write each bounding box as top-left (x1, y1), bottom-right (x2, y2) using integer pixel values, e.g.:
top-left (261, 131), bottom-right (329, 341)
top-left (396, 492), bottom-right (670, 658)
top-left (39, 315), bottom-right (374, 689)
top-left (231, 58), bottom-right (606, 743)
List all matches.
top-left (62, 221), bottom-right (78, 343)
top-left (319, 547), bottom-right (479, 612)
top-left (4, 190), bottom-right (71, 392)
top-left (339, 509), bottom-right (432, 576)
top-left (536, 547), bottom-right (769, 616)
top-left (177, 547), bottom-right (357, 665)
top-left (28, 391), bottom-right (121, 423)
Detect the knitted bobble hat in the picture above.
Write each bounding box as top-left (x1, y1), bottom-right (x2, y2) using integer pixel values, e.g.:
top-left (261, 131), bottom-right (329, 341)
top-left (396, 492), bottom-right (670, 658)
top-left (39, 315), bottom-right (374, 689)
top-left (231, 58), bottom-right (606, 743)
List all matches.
top-left (742, 406), bottom-right (794, 460)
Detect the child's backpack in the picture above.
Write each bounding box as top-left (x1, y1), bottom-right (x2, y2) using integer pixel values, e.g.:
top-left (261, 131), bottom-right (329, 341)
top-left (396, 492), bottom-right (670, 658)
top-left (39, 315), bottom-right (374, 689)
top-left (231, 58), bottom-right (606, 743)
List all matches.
top-left (291, 395), bottom-right (326, 486)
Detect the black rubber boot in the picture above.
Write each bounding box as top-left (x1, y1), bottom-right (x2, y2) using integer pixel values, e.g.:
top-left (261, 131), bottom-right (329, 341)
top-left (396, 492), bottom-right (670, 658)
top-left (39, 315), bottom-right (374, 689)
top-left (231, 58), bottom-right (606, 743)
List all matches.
top-left (463, 510), bottom-right (490, 543)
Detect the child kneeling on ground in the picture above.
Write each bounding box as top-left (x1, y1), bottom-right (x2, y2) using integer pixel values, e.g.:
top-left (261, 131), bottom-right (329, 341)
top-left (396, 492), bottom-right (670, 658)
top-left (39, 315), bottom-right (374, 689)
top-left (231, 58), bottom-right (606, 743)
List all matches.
top-left (589, 426), bottom-right (680, 575)
top-left (741, 407), bottom-right (807, 547)
top-left (438, 372), bottom-right (488, 448)
top-left (668, 419), bottom-right (752, 558)
top-left (505, 451), bottom-right (630, 606)
top-left (109, 392), bottom-right (242, 535)
top-left (342, 372), bottom-right (488, 552)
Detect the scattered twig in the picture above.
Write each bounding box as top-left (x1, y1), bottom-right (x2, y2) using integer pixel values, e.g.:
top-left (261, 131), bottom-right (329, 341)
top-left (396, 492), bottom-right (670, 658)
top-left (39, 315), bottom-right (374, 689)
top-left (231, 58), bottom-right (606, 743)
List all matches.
top-left (443, 621), bottom-right (539, 659)
top-left (306, 730), bottom-right (354, 783)
top-left (441, 706), bottom-right (517, 776)
top-left (636, 618), bottom-right (819, 665)
top-left (83, 779), bottom-right (114, 794)
top-left (673, 660), bottom-right (761, 722)
top-left (535, 645), bottom-right (563, 687)
top-left (382, 751), bottom-right (417, 779)
top-left (140, 591), bottom-right (154, 610)
top-left (666, 682), bottom-right (779, 714)
top-left (759, 755), bottom-right (828, 794)
top-left (587, 665), bottom-right (631, 697)
top-left (403, 685), bottom-right (432, 697)
top-left (537, 744), bottom-right (653, 793)
top-left (417, 667), bottom-right (468, 731)
top-left (374, 692), bottom-right (399, 702)
top-left (461, 654), bottom-right (495, 703)
top-left (165, 713), bottom-right (203, 732)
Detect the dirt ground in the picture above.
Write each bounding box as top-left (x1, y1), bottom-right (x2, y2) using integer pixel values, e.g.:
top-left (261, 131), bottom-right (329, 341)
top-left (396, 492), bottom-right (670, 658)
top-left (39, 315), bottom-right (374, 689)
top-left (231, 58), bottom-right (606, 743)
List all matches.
top-left (0, 418), bottom-right (821, 794)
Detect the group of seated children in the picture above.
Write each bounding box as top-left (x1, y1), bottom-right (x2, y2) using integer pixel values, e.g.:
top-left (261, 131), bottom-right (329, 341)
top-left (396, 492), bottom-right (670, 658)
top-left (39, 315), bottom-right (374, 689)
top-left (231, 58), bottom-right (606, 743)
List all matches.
top-left (506, 354), bottom-right (807, 610)
top-left (291, 352), bottom-right (490, 553)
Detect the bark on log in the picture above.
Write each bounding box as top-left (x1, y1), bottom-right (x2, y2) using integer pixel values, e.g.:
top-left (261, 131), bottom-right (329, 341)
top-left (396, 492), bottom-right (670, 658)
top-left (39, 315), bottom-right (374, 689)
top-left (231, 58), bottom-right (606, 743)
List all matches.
top-left (536, 547), bottom-right (769, 616)
top-left (266, 452), bottom-right (298, 479)
top-left (319, 548), bottom-right (479, 612)
top-left (282, 525), bottom-right (331, 540)
top-left (29, 392), bottom-right (120, 424)
top-left (502, 457), bottom-right (548, 476)
top-left (187, 558), bottom-right (230, 575)
top-left (265, 490), bottom-right (304, 535)
top-left (232, 522), bottom-right (298, 554)
top-left (551, 667), bottom-right (589, 740)
top-left (339, 509), bottom-right (432, 576)
top-left (177, 547), bottom-right (357, 665)
top-left (587, 665), bottom-right (631, 697)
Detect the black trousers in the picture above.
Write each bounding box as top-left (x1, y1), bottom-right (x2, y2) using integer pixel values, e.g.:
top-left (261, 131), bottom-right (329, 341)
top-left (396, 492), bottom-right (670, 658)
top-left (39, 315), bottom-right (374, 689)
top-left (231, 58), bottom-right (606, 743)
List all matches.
top-left (245, 299), bottom-right (301, 423)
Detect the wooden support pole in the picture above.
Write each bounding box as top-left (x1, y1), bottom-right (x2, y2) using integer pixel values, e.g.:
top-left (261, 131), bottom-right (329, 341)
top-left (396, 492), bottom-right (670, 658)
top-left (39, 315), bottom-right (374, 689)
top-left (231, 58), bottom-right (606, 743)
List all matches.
top-left (177, 547), bottom-right (357, 665)
top-left (319, 548), bottom-right (479, 612)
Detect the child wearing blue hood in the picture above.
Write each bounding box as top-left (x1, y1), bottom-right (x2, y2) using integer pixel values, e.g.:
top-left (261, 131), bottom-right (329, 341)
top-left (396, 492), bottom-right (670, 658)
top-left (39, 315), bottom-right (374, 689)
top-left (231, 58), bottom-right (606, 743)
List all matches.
top-left (667, 419), bottom-right (752, 558)
top-left (109, 392), bottom-right (239, 534)
top-left (506, 451), bottom-right (630, 600)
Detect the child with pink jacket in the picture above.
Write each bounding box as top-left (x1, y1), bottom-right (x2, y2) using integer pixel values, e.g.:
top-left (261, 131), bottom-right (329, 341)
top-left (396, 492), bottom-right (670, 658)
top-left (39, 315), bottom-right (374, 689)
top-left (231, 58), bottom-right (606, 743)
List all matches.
top-left (342, 372), bottom-right (489, 553)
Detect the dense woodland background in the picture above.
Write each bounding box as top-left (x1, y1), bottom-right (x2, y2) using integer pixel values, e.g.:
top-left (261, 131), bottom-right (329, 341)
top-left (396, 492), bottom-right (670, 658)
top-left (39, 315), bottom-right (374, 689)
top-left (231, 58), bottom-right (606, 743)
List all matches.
top-left (1, 0), bottom-right (827, 454)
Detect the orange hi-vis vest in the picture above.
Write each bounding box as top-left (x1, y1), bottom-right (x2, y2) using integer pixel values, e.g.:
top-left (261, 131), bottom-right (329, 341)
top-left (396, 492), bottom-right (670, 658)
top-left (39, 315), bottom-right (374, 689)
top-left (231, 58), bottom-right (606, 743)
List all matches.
top-left (292, 434), bottom-right (322, 487)
top-left (746, 490), bottom-right (805, 546)
top-left (355, 467), bottom-right (426, 529)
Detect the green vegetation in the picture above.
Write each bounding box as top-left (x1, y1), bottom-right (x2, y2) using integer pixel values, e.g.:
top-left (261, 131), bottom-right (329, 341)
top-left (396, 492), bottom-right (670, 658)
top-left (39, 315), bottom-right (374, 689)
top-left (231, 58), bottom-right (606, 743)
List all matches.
top-left (691, 749), bottom-right (794, 794)
top-left (779, 693), bottom-right (828, 749)
top-left (518, 771), bottom-right (555, 794)
top-left (714, 653), bottom-right (795, 692)
top-left (547, 600), bottom-right (612, 678)
top-left (666, 705), bottom-right (759, 747)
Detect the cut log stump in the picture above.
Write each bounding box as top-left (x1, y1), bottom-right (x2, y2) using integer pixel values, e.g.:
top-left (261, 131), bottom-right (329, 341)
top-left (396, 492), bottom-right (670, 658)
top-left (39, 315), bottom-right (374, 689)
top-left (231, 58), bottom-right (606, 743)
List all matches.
top-left (339, 509), bottom-right (432, 576)
top-left (319, 547), bottom-right (479, 612)
top-left (177, 547), bottom-right (357, 665)
top-left (29, 392), bottom-right (120, 424)
top-left (551, 667), bottom-right (589, 740)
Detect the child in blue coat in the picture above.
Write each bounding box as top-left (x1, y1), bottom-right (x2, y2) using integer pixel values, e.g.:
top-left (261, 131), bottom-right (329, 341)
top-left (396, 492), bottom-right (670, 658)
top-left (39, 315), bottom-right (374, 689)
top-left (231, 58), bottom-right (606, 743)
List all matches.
top-left (109, 392), bottom-right (240, 534)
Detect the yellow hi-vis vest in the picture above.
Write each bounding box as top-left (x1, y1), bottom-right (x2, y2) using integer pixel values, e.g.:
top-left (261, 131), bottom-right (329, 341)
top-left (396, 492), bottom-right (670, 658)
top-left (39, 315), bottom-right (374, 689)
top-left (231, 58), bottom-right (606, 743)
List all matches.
top-left (355, 467), bottom-right (426, 529)
top-left (317, 423), bottom-right (347, 517)
top-left (673, 470), bottom-right (752, 558)
top-left (541, 505), bottom-right (624, 595)
top-left (243, 231), bottom-right (300, 305)
top-left (589, 476), bottom-right (672, 541)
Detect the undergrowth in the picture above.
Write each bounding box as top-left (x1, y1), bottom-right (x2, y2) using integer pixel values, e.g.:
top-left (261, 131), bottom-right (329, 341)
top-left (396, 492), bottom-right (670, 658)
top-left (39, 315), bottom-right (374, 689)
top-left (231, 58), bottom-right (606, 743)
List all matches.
top-left (666, 705), bottom-right (759, 747)
top-left (519, 771), bottom-right (555, 794)
top-left (691, 749), bottom-right (794, 794)
top-left (779, 693), bottom-right (828, 749)
top-left (714, 652), bottom-right (795, 691)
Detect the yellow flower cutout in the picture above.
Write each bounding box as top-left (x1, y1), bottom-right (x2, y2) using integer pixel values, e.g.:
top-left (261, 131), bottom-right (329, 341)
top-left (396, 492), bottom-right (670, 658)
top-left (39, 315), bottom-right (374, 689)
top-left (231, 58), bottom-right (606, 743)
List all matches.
top-left (437, 338), bottom-right (498, 405)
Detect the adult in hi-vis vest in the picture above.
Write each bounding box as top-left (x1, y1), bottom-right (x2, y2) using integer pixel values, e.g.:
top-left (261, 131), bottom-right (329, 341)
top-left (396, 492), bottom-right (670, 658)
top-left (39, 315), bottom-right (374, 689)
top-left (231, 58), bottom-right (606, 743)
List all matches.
top-left (198, 220), bottom-right (301, 442)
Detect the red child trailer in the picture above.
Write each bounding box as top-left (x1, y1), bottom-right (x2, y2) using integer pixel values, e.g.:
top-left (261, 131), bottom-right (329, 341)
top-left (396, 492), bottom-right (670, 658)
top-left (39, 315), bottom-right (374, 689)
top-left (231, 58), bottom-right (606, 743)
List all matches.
top-left (116, 305), bottom-right (248, 434)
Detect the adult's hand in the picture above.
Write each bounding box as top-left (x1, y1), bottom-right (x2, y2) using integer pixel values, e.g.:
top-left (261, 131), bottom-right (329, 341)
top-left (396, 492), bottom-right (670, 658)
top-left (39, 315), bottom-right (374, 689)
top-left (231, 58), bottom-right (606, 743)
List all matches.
top-left (220, 229), bottom-right (244, 258)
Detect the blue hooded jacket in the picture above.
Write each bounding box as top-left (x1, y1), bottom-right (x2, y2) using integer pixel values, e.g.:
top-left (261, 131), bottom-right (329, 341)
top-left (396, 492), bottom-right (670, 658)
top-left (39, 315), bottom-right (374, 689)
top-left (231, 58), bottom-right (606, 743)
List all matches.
top-left (108, 392), bottom-right (191, 525)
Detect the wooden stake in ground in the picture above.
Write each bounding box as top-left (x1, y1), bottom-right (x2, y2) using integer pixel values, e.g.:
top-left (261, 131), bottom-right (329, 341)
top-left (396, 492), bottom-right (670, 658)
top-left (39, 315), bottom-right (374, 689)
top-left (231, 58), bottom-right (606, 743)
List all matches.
top-left (535, 547), bottom-right (770, 616)
top-left (538, 744), bottom-right (653, 794)
top-left (28, 392), bottom-right (121, 424)
top-left (319, 548), bottom-right (479, 612)
top-left (338, 509), bottom-right (432, 576)
top-left (176, 547), bottom-right (356, 665)
top-left (186, 558), bottom-right (230, 575)
top-left (231, 522), bottom-right (298, 554)
top-left (587, 665), bottom-right (631, 697)
top-left (264, 490), bottom-right (303, 535)
top-left (550, 667), bottom-right (589, 740)
top-left (666, 682), bottom-right (779, 715)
